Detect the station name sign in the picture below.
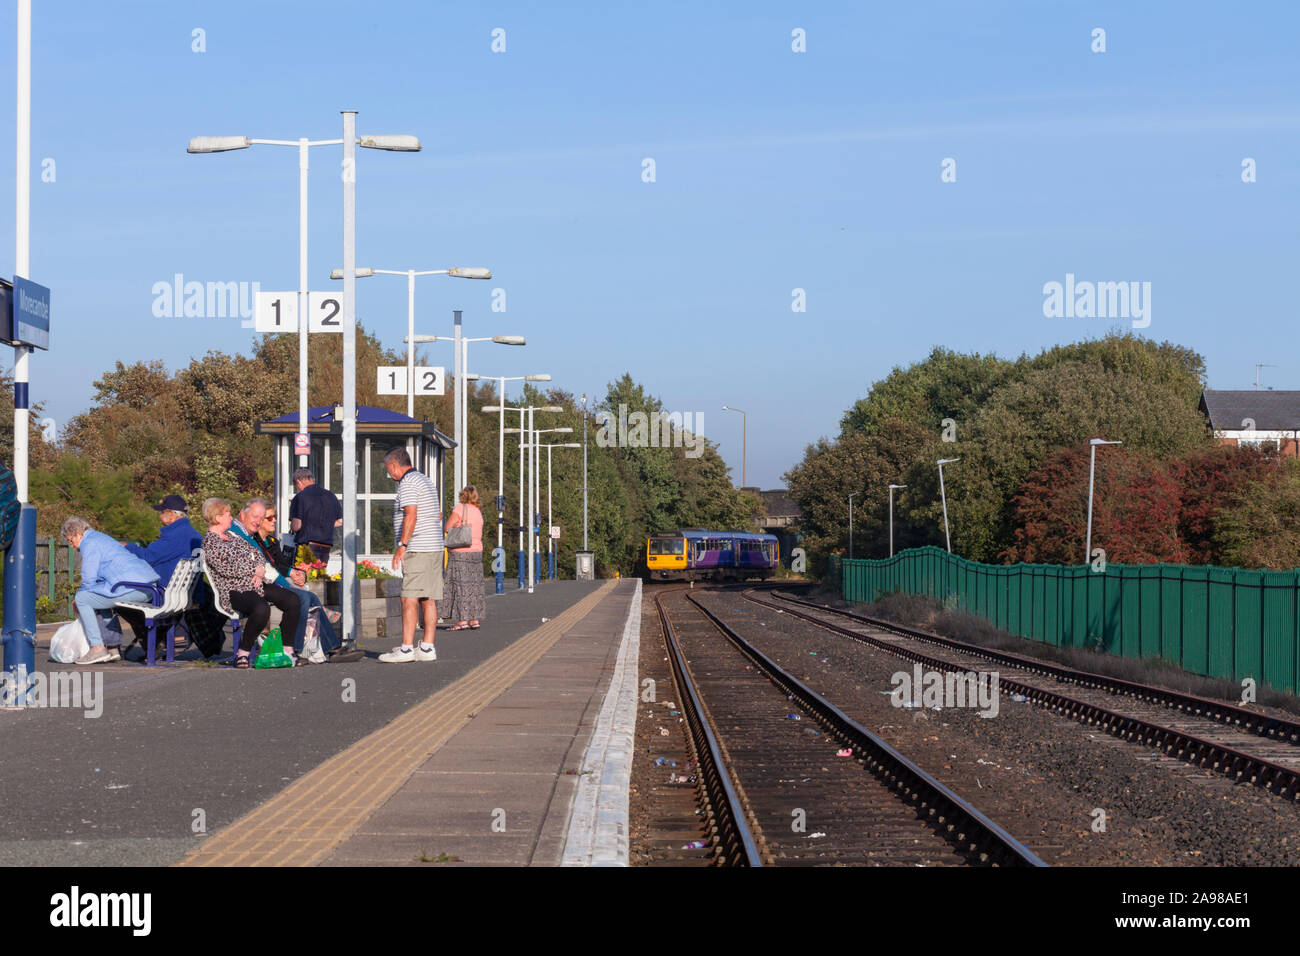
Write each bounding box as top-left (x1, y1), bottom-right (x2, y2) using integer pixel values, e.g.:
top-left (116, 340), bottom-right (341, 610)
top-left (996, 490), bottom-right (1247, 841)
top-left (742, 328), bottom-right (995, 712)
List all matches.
top-left (0, 276), bottom-right (50, 350)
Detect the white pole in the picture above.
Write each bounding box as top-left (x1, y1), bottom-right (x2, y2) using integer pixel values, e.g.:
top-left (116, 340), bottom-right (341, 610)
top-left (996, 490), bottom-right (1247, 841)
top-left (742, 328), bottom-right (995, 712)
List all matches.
top-left (1085, 443), bottom-right (1097, 565)
top-left (461, 334), bottom-right (469, 491)
top-left (14, 0), bottom-right (31, 501)
top-left (497, 378), bottom-right (504, 551)
top-left (517, 407), bottom-right (525, 588)
top-left (297, 138), bottom-right (309, 466)
top-left (547, 444), bottom-right (553, 574)
top-left (848, 494), bottom-right (854, 560)
top-left (406, 269), bottom-right (415, 418)
top-left (453, 310), bottom-right (463, 494)
top-left (527, 407), bottom-right (535, 593)
top-left (340, 110), bottom-right (358, 643)
top-left (939, 464), bottom-right (951, 553)
top-left (889, 486), bottom-right (894, 558)
top-left (581, 394), bottom-right (589, 551)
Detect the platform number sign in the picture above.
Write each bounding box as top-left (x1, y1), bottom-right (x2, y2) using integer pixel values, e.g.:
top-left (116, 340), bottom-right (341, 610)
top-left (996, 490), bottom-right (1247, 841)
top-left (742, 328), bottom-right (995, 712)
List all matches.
top-left (377, 366), bottom-right (446, 396)
top-left (254, 291), bottom-right (297, 333)
top-left (254, 292), bottom-right (344, 333)
top-left (307, 293), bottom-right (342, 333)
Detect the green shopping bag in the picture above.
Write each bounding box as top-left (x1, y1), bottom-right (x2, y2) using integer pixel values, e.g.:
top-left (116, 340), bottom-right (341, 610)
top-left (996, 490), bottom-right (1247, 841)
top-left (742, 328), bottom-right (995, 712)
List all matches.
top-left (253, 628), bottom-right (294, 669)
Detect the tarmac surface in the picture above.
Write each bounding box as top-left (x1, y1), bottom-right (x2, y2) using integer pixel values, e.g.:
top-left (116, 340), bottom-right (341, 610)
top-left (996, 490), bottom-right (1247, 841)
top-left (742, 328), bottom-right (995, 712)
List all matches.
top-left (0, 580), bottom-right (606, 866)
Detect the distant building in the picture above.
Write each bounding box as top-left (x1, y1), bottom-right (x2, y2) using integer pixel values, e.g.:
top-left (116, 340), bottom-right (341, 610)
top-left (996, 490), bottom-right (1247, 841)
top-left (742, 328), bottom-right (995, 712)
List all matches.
top-left (755, 488), bottom-right (801, 531)
top-left (1200, 390), bottom-right (1300, 457)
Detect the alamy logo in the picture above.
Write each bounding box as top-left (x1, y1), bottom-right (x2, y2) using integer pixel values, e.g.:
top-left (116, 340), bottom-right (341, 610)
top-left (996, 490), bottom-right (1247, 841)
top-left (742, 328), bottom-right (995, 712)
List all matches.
top-left (595, 404), bottom-right (705, 458)
top-left (1, 668), bottom-right (103, 718)
top-left (889, 664), bottom-right (1000, 718)
top-left (151, 274), bottom-right (260, 322)
top-left (50, 886), bottom-right (151, 936)
top-left (1042, 273), bottom-right (1150, 328)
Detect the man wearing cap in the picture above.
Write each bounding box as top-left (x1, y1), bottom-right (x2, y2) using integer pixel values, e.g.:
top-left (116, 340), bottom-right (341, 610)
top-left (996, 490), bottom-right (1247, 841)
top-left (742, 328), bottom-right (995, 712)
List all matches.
top-left (119, 495), bottom-right (205, 658)
top-left (124, 495), bottom-right (202, 584)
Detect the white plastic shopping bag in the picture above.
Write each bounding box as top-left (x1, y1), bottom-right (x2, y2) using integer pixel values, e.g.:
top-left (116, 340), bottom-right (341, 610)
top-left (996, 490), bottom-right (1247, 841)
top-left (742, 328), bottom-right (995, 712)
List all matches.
top-left (49, 619), bottom-right (90, 663)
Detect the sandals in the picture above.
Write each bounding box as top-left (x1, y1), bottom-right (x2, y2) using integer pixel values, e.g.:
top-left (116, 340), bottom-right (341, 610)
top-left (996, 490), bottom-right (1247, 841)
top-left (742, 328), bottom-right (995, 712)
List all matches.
top-left (449, 623), bottom-right (471, 631)
top-left (469, 622), bottom-right (481, 629)
top-left (232, 654), bottom-right (251, 669)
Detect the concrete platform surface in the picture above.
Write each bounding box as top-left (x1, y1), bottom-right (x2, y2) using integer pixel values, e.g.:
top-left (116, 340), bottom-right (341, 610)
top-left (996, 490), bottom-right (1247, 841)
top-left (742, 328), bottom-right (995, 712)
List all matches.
top-left (0, 580), bottom-right (613, 867)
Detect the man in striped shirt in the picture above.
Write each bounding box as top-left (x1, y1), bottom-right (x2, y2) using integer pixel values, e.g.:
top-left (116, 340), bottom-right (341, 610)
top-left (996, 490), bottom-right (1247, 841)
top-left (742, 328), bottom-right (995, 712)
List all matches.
top-left (380, 447), bottom-right (443, 663)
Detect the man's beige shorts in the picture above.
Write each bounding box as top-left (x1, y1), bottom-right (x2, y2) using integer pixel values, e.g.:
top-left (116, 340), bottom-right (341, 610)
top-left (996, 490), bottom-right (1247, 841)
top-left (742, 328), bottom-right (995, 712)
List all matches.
top-left (401, 550), bottom-right (444, 601)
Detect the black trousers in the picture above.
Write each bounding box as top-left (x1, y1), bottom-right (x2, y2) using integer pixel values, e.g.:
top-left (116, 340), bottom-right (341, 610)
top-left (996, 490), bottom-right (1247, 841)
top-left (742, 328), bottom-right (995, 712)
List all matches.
top-left (228, 591), bottom-right (270, 653)
top-left (263, 583), bottom-right (301, 652)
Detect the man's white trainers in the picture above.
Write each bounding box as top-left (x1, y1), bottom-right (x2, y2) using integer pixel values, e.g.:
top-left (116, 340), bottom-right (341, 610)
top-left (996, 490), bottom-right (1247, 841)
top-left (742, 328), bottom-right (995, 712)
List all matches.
top-left (378, 645), bottom-right (416, 663)
top-left (414, 642), bottom-right (437, 661)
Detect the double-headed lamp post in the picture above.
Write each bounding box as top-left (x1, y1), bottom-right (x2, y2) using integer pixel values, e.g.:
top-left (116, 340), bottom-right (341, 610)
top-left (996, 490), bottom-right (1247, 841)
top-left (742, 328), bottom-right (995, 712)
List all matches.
top-left (409, 325), bottom-right (525, 495)
top-left (537, 442), bottom-right (581, 579)
top-left (937, 458), bottom-right (960, 554)
top-left (1085, 439), bottom-right (1123, 566)
top-left (501, 405), bottom-right (564, 592)
top-left (888, 483), bottom-right (907, 558)
top-left (721, 404), bottom-right (748, 487)
top-left (192, 118), bottom-right (420, 647)
top-left (477, 374), bottom-right (553, 594)
top-left (187, 129), bottom-right (420, 468)
top-left (848, 492), bottom-right (859, 560)
top-left (328, 266), bottom-right (491, 417)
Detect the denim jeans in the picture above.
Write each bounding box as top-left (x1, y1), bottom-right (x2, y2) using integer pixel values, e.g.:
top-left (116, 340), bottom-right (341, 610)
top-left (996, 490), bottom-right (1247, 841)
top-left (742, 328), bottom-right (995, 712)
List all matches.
top-left (289, 586), bottom-right (341, 654)
top-left (75, 587), bottom-right (151, 648)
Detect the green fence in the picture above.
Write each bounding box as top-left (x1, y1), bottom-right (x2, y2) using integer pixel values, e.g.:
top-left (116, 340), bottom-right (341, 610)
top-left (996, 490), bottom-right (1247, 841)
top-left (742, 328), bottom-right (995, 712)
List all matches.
top-left (837, 547), bottom-right (1300, 695)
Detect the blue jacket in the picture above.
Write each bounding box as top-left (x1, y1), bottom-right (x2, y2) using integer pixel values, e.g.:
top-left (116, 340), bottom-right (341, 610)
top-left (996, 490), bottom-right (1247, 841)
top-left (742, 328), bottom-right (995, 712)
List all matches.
top-left (230, 521), bottom-right (292, 589)
top-left (125, 516), bottom-right (202, 584)
top-left (79, 528), bottom-right (160, 598)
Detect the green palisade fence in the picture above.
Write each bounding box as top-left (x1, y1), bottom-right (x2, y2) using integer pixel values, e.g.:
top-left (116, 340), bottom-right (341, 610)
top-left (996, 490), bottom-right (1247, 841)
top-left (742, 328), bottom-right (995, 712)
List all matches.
top-left (836, 547), bottom-right (1300, 695)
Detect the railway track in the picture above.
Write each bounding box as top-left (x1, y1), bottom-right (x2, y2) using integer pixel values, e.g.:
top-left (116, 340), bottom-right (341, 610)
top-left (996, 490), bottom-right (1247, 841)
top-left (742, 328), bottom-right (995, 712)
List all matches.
top-left (654, 586), bottom-right (1046, 866)
top-left (749, 589), bottom-right (1300, 801)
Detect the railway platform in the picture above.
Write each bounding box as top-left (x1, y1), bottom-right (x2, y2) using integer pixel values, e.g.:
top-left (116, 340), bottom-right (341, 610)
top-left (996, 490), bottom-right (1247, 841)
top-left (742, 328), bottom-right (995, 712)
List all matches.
top-left (0, 578), bottom-right (642, 868)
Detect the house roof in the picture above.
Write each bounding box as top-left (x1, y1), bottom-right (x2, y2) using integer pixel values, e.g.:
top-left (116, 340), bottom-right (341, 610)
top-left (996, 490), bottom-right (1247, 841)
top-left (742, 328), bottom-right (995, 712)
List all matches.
top-left (759, 488), bottom-right (801, 518)
top-left (1200, 390), bottom-right (1300, 432)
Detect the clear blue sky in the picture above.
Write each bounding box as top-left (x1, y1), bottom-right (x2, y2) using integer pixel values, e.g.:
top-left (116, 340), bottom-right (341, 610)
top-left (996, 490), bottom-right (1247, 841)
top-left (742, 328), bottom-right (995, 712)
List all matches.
top-left (0, 0), bottom-right (1297, 488)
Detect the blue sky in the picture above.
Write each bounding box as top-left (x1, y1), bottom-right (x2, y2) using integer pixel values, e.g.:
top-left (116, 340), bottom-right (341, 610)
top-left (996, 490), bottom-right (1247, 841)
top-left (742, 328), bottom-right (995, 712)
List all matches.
top-left (0, 0), bottom-right (1297, 488)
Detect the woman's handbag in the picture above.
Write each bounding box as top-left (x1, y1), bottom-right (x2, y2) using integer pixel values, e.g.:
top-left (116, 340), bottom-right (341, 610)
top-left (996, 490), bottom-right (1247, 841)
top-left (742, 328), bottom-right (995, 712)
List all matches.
top-left (444, 505), bottom-right (473, 550)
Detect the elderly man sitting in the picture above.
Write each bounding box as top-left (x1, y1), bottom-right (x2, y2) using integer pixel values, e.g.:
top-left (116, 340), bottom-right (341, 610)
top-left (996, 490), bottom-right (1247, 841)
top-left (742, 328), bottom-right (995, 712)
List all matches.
top-left (118, 494), bottom-right (203, 658)
top-left (62, 516), bottom-right (160, 665)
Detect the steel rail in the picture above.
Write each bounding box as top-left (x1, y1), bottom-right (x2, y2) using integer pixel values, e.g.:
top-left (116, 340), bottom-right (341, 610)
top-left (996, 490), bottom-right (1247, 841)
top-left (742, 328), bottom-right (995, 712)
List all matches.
top-left (685, 592), bottom-right (1047, 866)
top-left (655, 589), bottom-right (764, 866)
top-left (750, 590), bottom-right (1300, 801)
top-left (768, 590), bottom-right (1300, 746)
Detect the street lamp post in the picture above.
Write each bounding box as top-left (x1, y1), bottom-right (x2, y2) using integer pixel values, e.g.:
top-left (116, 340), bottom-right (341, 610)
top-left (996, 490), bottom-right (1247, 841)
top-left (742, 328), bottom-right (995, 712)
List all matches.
top-left (478, 374), bottom-right (551, 594)
top-left (329, 266), bottom-right (491, 417)
top-left (581, 394), bottom-right (589, 551)
top-left (1085, 439), bottom-right (1123, 566)
top-left (937, 458), bottom-right (960, 554)
top-left (848, 492), bottom-right (859, 560)
top-left (501, 405), bottom-right (563, 592)
top-left (408, 326), bottom-right (524, 495)
top-left (721, 404), bottom-right (748, 487)
top-left (535, 436), bottom-right (577, 580)
top-left (189, 126), bottom-right (415, 466)
top-left (888, 483), bottom-right (906, 558)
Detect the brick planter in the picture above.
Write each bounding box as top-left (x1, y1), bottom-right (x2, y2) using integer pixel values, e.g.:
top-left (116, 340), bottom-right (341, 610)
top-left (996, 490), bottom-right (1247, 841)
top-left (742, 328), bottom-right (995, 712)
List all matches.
top-left (306, 577), bottom-right (403, 638)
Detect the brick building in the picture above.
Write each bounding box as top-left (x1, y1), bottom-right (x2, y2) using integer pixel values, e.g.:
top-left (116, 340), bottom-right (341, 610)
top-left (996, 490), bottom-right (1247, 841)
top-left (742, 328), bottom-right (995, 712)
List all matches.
top-left (1200, 390), bottom-right (1300, 458)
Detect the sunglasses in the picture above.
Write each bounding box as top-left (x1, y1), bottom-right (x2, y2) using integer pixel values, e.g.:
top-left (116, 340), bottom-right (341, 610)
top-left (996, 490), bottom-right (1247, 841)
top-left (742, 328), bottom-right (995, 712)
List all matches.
top-left (263, 515), bottom-right (276, 522)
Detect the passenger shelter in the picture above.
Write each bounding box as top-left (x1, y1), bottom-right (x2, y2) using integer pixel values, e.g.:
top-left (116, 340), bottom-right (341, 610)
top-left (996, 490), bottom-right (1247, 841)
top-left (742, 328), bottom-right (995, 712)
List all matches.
top-left (255, 405), bottom-right (455, 563)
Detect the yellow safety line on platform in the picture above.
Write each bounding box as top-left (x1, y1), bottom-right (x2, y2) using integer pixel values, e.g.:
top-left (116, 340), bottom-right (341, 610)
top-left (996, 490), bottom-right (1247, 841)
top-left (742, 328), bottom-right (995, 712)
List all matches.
top-left (178, 580), bottom-right (618, 867)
